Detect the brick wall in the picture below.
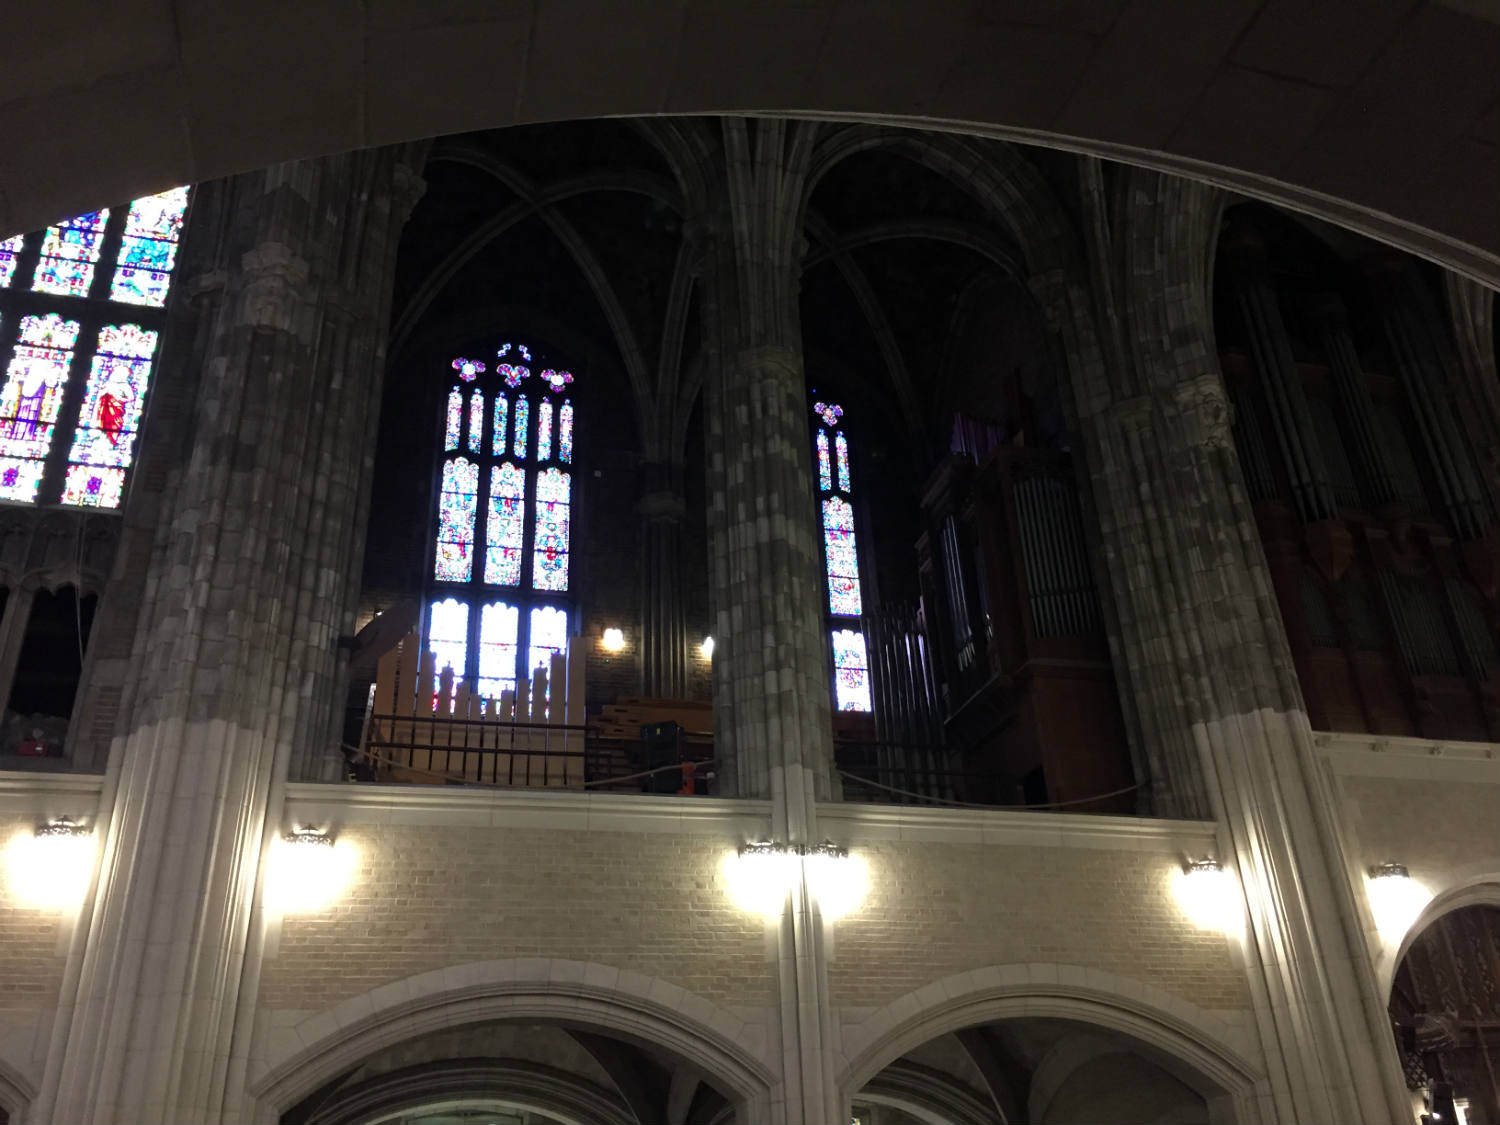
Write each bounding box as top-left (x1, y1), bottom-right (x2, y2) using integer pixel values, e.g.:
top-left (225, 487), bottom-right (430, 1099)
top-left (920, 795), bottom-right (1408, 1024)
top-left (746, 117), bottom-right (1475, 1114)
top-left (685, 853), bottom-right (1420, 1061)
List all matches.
top-left (0, 815), bottom-right (69, 1007)
top-left (828, 841), bottom-right (1249, 1012)
top-left (258, 824), bottom-right (773, 1012)
top-left (1337, 773), bottom-right (1500, 891)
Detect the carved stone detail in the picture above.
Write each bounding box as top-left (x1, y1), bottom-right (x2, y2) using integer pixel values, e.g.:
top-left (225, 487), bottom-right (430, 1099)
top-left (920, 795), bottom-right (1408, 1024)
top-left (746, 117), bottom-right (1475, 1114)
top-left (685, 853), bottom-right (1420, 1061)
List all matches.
top-left (1173, 374), bottom-right (1235, 451)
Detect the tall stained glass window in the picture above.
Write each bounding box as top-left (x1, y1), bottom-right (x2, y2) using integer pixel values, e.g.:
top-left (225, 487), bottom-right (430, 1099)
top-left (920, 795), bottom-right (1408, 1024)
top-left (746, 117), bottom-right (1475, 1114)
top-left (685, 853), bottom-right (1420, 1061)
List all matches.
top-left (426, 341), bottom-right (579, 708)
top-left (0, 187), bottom-right (191, 510)
top-left (812, 399), bottom-right (871, 711)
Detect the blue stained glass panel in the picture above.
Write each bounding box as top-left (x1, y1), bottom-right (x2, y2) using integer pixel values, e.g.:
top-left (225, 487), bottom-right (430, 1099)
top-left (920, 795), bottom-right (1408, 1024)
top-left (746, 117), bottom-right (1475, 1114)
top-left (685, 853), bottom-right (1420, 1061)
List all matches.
top-left (835, 432), bottom-right (850, 491)
top-left (467, 390), bottom-right (484, 453)
top-left (559, 401), bottom-right (573, 463)
top-left (831, 628), bottom-right (872, 711)
top-left (484, 462), bottom-right (526, 586)
top-left (33, 211), bottom-right (109, 298)
top-left (0, 235), bottom-right (23, 289)
top-left (61, 322), bottom-right (160, 508)
top-left (816, 430), bottom-right (831, 491)
top-left (445, 388), bottom-right (462, 451)
top-left (821, 496), bottom-right (862, 616)
top-left (527, 604), bottom-right (569, 686)
top-left (110, 188), bottom-right (189, 307)
top-left (434, 457), bottom-right (479, 581)
top-left (532, 467), bottom-right (570, 592)
top-left (514, 397), bottom-right (529, 459)
top-left (478, 601), bottom-right (520, 701)
top-left (427, 597), bottom-right (469, 705)
top-left (537, 399), bottom-right (553, 461)
top-left (0, 314), bottom-right (81, 501)
top-left (492, 396), bottom-right (509, 456)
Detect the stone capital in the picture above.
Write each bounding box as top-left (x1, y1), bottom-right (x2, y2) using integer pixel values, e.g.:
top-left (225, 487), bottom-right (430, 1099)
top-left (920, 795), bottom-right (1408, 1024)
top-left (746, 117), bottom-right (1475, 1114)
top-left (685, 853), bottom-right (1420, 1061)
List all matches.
top-left (238, 242), bottom-right (313, 327)
top-left (637, 490), bottom-right (687, 523)
top-left (1172, 373), bottom-right (1234, 452)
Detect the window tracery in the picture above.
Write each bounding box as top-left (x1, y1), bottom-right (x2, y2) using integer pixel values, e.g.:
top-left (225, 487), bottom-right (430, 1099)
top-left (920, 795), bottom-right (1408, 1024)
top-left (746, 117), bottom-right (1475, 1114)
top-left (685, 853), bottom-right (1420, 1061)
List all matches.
top-left (813, 399), bottom-right (871, 712)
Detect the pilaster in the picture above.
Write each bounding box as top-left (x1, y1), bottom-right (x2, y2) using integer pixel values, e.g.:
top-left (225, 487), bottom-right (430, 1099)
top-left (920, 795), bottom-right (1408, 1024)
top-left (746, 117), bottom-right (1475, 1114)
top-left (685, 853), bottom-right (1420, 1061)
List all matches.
top-left (33, 147), bottom-right (422, 1125)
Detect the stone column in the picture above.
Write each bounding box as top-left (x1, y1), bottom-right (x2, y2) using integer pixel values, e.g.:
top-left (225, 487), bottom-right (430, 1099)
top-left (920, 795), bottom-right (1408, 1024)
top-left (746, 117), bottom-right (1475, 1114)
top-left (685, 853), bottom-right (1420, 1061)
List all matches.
top-left (1367, 260), bottom-right (1491, 540)
top-left (33, 147), bottom-right (423, 1125)
top-left (639, 464), bottom-right (688, 699)
top-left (1220, 225), bottom-right (1338, 523)
top-left (698, 118), bottom-right (839, 1125)
top-left (1061, 168), bottom-right (1412, 1123)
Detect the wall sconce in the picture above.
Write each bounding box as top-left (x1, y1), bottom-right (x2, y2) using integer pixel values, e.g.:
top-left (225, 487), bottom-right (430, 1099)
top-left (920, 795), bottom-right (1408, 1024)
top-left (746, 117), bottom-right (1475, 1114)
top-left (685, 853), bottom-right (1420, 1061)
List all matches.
top-left (3, 817), bottom-right (95, 910)
top-left (1173, 855), bottom-right (1241, 936)
top-left (1366, 859), bottom-right (1428, 945)
top-left (727, 839), bottom-right (865, 919)
top-left (700, 636), bottom-right (715, 659)
top-left (268, 826), bottom-right (355, 914)
top-left (601, 627), bottom-right (626, 653)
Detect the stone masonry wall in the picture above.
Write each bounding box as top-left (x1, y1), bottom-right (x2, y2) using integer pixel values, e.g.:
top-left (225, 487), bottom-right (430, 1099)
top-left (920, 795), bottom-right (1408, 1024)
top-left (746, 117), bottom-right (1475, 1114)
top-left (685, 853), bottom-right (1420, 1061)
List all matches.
top-left (1336, 773), bottom-right (1500, 892)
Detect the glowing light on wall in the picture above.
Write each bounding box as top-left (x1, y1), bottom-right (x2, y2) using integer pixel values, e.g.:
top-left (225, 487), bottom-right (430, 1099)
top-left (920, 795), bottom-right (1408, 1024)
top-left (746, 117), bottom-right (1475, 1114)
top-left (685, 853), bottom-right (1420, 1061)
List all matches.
top-left (726, 840), bottom-right (866, 920)
top-left (1365, 861), bottom-right (1430, 946)
top-left (1172, 857), bottom-right (1242, 936)
top-left (267, 828), bottom-right (357, 914)
top-left (601, 627), bottom-right (625, 652)
top-left (2, 818), bottom-right (95, 910)
top-left (700, 636), bottom-right (715, 659)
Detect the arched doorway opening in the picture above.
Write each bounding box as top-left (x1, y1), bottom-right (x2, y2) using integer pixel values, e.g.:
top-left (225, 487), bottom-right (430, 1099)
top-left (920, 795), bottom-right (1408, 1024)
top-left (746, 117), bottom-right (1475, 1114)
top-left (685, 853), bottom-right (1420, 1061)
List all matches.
top-left (1388, 901), bottom-right (1500, 1125)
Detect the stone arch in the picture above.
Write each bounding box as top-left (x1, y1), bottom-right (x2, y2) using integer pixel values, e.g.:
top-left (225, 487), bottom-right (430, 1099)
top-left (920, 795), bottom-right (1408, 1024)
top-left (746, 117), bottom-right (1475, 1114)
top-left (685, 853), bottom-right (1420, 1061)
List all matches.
top-left (249, 958), bottom-right (777, 1122)
top-left (838, 964), bottom-right (1263, 1124)
top-left (1379, 869), bottom-right (1500, 999)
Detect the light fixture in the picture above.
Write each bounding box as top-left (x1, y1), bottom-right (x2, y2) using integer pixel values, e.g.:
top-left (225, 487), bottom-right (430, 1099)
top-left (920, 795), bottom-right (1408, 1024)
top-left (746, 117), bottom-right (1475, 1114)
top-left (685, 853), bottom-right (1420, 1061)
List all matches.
top-left (700, 635), bottom-right (715, 659)
top-left (601, 627), bottom-right (625, 652)
top-left (268, 826), bottom-right (355, 913)
top-left (726, 839), bottom-right (865, 919)
top-left (1365, 858), bottom-right (1428, 945)
top-left (2, 817), bottom-right (96, 910)
top-left (1173, 855), bottom-right (1241, 936)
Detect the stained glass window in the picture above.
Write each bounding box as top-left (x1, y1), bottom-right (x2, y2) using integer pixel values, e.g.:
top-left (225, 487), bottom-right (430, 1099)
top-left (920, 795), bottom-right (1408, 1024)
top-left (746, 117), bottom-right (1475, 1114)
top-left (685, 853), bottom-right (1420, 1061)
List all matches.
top-left (478, 601), bottom-right (520, 700)
top-left (492, 396), bottom-right (509, 456)
top-left (537, 399), bottom-right (554, 461)
top-left (831, 629), bottom-right (872, 711)
top-left (485, 462), bottom-right (525, 586)
top-left (445, 388), bottom-right (462, 451)
top-left (812, 398), bottom-right (870, 710)
top-left (427, 597), bottom-right (469, 702)
top-left (434, 457), bottom-right (479, 581)
top-left (425, 342), bottom-right (578, 710)
top-left (559, 401), bottom-right (574, 463)
top-left (0, 236), bottom-right (23, 290)
top-left (110, 188), bottom-right (189, 307)
top-left (60, 323), bottom-right (159, 508)
top-left (533, 468), bottom-right (570, 593)
top-left (33, 211), bottom-right (110, 298)
top-left (0, 315), bottom-right (81, 503)
top-left (0, 187), bottom-right (190, 509)
top-left (467, 390), bottom-right (484, 453)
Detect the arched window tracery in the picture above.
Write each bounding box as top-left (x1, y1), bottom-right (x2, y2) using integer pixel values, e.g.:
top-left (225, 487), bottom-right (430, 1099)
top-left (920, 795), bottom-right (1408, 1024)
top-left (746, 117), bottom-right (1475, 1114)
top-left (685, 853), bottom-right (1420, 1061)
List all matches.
top-left (425, 343), bottom-right (576, 706)
top-left (0, 186), bottom-right (189, 510)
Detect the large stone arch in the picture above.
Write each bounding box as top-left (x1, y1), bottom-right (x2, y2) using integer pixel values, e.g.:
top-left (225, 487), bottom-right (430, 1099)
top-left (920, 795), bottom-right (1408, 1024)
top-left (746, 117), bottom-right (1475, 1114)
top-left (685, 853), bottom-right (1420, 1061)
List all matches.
top-left (249, 959), bottom-right (778, 1123)
top-left (838, 964), bottom-right (1265, 1124)
top-left (1379, 869), bottom-right (1500, 999)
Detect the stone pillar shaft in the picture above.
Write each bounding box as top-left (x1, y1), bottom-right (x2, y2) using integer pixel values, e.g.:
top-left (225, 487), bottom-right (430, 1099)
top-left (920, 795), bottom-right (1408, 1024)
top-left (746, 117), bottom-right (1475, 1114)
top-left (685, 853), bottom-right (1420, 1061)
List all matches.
top-left (639, 474), bottom-right (688, 699)
top-left (35, 148), bottom-right (419, 1125)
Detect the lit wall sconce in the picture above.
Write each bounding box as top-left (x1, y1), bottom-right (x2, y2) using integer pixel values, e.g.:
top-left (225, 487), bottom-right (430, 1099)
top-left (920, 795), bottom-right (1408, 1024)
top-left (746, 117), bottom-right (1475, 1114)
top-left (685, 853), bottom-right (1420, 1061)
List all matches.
top-left (700, 636), bottom-right (715, 659)
top-left (727, 839), bottom-right (866, 919)
top-left (268, 826), bottom-right (356, 914)
top-left (1172, 855), bottom-right (1241, 936)
top-left (601, 627), bottom-right (626, 653)
top-left (1366, 859), bottom-right (1429, 945)
top-left (3, 817), bottom-right (96, 910)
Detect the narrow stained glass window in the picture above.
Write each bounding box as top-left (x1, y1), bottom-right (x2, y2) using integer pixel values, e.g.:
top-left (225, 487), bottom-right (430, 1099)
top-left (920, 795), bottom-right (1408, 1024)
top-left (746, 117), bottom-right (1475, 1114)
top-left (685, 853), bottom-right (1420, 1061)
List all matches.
top-left (445, 388), bottom-right (462, 451)
top-left (492, 396), bottom-right (509, 456)
top-left (478, 601), bottom-right (520, 701)
top-left (835, 432), bottom-right (851, 491)
top-left (532, 467), bottom-right (570, 592)
top-left (0, 314), bottom-right (80, 503)
top-left (822, 496), bottom-right (862, 616)
top-left (537, 399), bottom-right (554, 461)
top-left (110, 188), bottom-right (189, 307)
top-left (831, 629), bottom-right (873, 711)
top-left (0, 236), bottom-right (23, 289)
top-left (60, 322), bottom-right (159, 509)
top-left (33, 211), bottom-right (109, 298)
top-left (816, 430), bottom-right (832, 491)
top-left (559, 401), bottom-right (573, 463)
top-left (527, 604), bottom-right (569, 684)
top-left (514, 397), bottom-right (530, 459)
top-left (485, 462), bottom-right (525, 586)
top-left (427, 597), bottom-right (469, 704)
top-left (434, 456), bottom-right (479, 581)
top-left (467, 390), bottom-right (484, 453)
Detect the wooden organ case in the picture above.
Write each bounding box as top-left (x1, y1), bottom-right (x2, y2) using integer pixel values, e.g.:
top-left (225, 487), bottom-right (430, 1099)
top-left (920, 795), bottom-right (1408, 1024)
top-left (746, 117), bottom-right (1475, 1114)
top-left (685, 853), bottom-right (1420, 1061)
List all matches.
top-left (916, 444), bottom-right (1133, 813)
